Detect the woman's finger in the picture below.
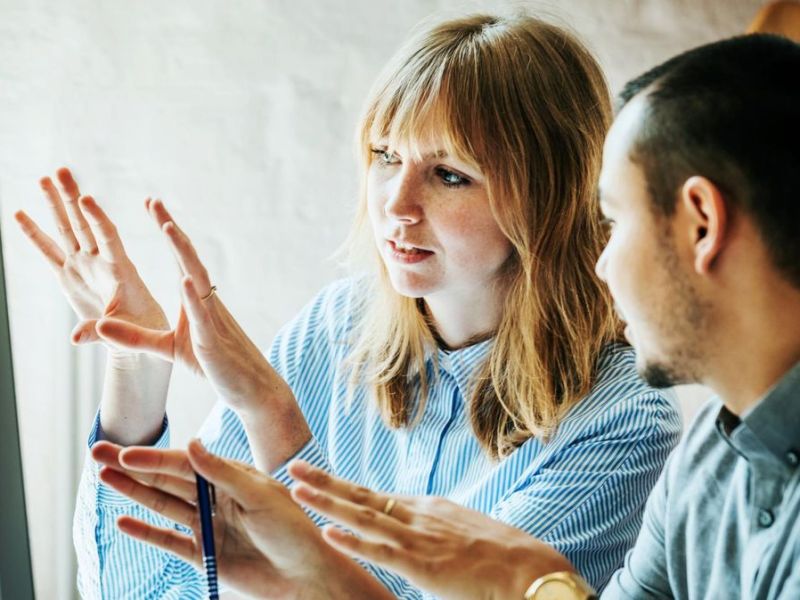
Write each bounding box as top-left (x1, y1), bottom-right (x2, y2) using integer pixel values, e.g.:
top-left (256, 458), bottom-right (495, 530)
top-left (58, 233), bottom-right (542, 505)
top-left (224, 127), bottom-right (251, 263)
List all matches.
top-left (118, 447), bottom-right (197, 481)
top-left (162, 219), bottom-right (213, 294)
top-left (70, 319), bottom-right (101, 345)
top-left (186, 439), bottom-right (272, 509)
top-left (100, 468), bottom-right (198, 528)
top-left (288, 460), bottom-right (410, 523)
top-left (38, 177), bottom-right (80, 254)
top-left (145, 197), bottom-right (178, 230)
top-left (91, 441), bottom-right (125, 471)
top-left (55, 168), bottom-right (99, 254)
top-left (93, 444), bottom-right (197, 500)
top-left (78, 196), bottom-right (128, 264)
top-left (146, 198), bottom-right (188, 279)
top-left (292, 483), bottom-right (411, 541)
top-left (103, 462), bottom-right (198, 503)
top-left (14, 210), bottom-right (66, 268)
top-left (96, 318), bottom-right (175, 362)
top-left (180, 276), bottom-right (215, 347)
top-left (117, 515), bottom-right (199, 565)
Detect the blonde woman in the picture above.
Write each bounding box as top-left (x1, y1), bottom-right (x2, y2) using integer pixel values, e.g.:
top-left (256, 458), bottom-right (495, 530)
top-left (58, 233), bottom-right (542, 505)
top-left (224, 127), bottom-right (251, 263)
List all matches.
top-left (18, 13), bottom-right (680, 599)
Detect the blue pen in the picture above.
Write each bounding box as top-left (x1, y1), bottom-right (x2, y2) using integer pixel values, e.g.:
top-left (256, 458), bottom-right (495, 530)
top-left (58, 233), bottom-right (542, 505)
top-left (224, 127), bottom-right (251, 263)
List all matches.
top-left (195, 473), bottom-right (219, 600)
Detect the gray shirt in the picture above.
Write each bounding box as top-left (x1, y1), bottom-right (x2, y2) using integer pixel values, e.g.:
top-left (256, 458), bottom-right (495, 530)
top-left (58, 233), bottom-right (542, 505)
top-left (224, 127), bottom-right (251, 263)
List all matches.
top-left (603, 362), bottom-right (800, 599)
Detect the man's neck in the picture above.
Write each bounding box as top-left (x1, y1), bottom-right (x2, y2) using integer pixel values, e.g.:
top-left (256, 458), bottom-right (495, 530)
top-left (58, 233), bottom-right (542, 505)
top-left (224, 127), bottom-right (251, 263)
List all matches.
top-left (705, 296), bottom-right (800, 416)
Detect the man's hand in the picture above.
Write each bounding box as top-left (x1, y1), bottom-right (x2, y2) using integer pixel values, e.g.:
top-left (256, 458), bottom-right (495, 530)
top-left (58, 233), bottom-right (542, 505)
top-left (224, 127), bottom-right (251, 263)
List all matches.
top-left (289, 460), bottom-right (576, 600)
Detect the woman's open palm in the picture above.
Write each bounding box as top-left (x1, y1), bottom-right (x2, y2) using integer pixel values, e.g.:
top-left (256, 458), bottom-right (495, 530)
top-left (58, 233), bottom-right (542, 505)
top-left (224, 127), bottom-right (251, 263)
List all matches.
top-left (15, 167), bottom-right (169, 347)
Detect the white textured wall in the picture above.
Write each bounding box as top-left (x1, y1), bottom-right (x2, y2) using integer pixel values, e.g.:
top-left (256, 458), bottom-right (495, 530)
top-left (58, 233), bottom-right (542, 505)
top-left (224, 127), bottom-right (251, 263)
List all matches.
top-left (0, 1), bottom-right (766, 597)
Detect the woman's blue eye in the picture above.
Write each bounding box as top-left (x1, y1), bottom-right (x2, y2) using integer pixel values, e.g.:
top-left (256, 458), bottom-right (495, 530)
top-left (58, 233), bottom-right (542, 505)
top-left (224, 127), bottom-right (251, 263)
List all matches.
top-left (370, 148), bottom-right (400, 166)
top-left (436, 167), bottom-right (469, 188)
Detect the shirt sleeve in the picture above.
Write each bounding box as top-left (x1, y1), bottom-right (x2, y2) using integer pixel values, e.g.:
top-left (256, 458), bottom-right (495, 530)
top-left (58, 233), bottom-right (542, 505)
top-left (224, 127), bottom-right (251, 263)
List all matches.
top-left (601, 454), bottom-right (674, 599)
top-left (73, 404), bottom-right (254, 599)
top-left (73, 411), bottom-right (208, 599)
top-left (492, 390), bottom-right (680, 593)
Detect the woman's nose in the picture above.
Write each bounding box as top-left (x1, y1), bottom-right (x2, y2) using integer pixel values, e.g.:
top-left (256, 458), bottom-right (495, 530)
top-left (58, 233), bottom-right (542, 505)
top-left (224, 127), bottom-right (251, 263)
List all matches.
top-left (383, 169), bottom-right (423, 223)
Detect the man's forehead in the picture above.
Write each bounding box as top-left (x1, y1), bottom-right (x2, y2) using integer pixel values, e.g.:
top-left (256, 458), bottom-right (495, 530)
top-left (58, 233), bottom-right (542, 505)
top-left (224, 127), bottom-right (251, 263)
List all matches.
top-left (603, 93), bottom-right (649, 166)
top-left (599, 94), bottom-right (651, 198)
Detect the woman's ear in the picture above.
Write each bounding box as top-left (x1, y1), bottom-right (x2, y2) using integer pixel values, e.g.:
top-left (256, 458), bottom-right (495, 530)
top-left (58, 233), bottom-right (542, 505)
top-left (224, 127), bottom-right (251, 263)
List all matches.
top-left (679, 175), bottom-right (728, 275)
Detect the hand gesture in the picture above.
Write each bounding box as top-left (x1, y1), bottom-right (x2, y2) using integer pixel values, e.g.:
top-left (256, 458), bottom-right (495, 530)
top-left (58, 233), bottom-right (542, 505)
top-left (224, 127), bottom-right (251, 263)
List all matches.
top-left (94, 200), bottom-right (311, 470)
top-left (15, 168), bottom-right (169, 348)
top-left (95, 199), bottom-right (282, 407)
top-left (93, 440), bottom-right (394, 600)
top-left (288, 461), bottom-right (577, 600)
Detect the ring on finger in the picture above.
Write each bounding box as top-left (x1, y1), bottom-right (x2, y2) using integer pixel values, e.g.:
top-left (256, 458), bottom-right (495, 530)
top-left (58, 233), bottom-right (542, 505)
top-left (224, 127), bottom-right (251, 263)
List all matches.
top-left (200, 285), bottom-right (217, 301)
top-left (382, 498), bottom-right (397, 516)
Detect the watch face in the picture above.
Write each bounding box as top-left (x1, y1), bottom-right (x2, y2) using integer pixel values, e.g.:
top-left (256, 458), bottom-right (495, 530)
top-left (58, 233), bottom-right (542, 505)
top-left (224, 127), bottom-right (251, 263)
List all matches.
top-left (537, 580), bottom-right (581, 600)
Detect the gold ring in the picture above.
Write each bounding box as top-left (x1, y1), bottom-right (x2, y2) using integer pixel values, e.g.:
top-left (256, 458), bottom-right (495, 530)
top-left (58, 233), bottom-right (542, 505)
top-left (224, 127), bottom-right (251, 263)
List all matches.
top-left (382, 498), bottom-right (396, 516)
top-left (201, 285), bottom-right (217, 301)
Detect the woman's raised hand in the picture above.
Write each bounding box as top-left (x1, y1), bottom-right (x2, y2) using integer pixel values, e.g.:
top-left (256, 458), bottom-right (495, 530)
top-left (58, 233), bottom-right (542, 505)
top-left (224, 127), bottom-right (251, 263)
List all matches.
top-left (93, 439), bottom-right (395, 600)
top-left (95, 199), bottom-right (312, 470)
top-left (96, 198), bottom-right (281, 407)
top-left (15, 168), bottom-right (170, 347)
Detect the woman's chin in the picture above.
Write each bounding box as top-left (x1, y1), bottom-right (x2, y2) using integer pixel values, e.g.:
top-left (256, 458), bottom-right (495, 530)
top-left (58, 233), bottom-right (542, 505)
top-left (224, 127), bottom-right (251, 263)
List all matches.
top-left (386, 270), bottom-right (438, 299)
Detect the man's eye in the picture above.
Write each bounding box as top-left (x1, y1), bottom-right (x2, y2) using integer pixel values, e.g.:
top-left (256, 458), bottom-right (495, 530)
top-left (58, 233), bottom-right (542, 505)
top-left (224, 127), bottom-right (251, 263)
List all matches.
top-left (370, 148), bottom-right (400, 166)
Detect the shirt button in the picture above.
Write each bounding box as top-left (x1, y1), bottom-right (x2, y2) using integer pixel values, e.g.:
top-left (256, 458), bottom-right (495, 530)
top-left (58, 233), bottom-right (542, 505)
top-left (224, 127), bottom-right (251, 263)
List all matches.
top-left (757, 508), bottom-right (775, 528)
top-left (787, 449), bottom-right (799, 467)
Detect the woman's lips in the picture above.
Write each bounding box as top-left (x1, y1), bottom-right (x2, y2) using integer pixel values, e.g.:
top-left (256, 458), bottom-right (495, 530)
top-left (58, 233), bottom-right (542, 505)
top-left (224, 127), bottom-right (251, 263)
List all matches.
top-left (387, 240), bottom-right (434, 264)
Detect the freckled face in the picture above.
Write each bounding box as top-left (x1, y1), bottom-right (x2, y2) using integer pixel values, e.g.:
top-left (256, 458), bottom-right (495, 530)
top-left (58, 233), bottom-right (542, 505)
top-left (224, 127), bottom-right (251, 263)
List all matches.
top-left (595, 96), bottom-right (707, 387)
top-left (366, 137), bottom-right (512, 302)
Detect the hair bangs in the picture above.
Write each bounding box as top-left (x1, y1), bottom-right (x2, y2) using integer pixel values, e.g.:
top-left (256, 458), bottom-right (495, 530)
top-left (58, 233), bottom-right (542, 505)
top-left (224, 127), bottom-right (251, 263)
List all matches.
top-left (364, 36), bottom-right (489, 171)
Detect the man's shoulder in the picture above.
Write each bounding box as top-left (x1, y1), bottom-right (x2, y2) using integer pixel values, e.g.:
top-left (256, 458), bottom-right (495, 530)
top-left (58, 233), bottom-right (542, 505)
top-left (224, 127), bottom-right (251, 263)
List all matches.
top-left (663, 396), bottom-right (735, 490)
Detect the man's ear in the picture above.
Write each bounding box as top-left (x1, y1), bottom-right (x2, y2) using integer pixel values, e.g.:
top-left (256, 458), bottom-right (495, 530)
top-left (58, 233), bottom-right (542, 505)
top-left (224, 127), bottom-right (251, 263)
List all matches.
top-left (680, 175), bottom-right (728, 275)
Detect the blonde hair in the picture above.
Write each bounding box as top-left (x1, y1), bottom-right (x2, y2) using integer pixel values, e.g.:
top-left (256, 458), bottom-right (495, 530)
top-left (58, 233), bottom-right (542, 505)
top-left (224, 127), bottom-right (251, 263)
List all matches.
top-left (345, 13), bottom-right (620, 459)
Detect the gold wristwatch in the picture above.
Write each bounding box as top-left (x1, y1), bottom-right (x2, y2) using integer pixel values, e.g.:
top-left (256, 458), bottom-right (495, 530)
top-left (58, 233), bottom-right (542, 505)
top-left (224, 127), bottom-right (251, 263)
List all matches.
top-left (524, 571), bottom-right (598, 600)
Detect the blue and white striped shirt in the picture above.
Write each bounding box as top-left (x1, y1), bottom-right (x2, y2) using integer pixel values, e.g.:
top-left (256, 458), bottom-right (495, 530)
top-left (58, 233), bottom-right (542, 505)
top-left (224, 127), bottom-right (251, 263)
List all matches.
top-left (74, 278), bottom-right (682, 599)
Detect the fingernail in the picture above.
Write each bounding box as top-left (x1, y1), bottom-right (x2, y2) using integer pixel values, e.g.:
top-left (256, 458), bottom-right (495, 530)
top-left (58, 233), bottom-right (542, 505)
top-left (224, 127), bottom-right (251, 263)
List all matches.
top-left (302, 485), bottom-right (318, 499)
top-left (291, 460), bottom-right (311, 475)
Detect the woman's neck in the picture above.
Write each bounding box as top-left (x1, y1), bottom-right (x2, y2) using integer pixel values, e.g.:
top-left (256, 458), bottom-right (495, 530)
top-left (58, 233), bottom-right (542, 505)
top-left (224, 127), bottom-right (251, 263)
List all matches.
top-left (422, 285), bottom-right (504, 350)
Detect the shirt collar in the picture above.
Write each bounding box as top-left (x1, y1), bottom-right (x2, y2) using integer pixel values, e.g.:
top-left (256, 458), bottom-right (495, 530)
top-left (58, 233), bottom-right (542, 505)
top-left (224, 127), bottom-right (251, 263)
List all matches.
top-left (422, 338), bottom-right (494, 400)
top-left (716, 360), bottom-right (800, 471)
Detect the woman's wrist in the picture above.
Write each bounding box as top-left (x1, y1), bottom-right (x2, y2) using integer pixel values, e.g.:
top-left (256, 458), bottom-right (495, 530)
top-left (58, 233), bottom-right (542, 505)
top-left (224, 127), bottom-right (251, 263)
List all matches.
top-left (99, 351), bottom-right (172, 446)
top-left (310, 548), bottom-right (396, 600)
top-left (239, 395), bottom-right (312, 471)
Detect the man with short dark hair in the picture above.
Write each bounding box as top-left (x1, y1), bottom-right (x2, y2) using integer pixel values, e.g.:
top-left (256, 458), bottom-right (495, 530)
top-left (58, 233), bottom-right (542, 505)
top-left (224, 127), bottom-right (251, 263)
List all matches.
top-left (588, 32), bottom-right (800, 599)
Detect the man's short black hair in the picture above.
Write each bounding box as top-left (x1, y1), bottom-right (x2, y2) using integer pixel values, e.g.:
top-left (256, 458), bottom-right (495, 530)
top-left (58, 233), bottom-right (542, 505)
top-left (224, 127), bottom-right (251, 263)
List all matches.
top-left (618, 34), bottom-right (800, 287)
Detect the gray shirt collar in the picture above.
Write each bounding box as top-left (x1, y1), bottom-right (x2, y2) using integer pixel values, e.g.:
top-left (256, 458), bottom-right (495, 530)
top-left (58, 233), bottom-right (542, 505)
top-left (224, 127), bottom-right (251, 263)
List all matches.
top-left (715, 361), bottom-right (800, 471)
